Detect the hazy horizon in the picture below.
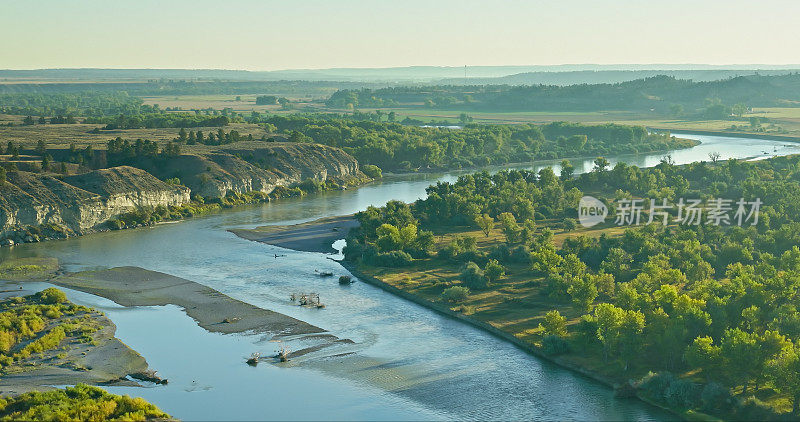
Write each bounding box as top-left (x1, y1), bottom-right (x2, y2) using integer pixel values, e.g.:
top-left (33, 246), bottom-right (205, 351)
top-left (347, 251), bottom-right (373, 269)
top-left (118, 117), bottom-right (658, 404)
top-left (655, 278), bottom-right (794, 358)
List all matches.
top-left (2, 0), bottom-right (800, 70)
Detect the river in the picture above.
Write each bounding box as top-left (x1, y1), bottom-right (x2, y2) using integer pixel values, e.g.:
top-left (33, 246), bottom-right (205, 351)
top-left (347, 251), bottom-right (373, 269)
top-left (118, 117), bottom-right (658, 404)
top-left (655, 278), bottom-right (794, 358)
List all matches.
top-left (1, 133), bottom-right (797, 420)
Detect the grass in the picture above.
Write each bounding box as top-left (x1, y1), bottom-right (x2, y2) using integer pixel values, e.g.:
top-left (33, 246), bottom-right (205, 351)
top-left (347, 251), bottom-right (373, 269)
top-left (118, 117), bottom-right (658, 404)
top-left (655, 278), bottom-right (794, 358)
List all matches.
top-left (360, 221), bottom-right (617, 345)
top-left (0, 288), bottom-right (101, 371)
top-left (0, 258), bottom-right (59, 281)
top-left (353, 219), bottom-right (793, 417)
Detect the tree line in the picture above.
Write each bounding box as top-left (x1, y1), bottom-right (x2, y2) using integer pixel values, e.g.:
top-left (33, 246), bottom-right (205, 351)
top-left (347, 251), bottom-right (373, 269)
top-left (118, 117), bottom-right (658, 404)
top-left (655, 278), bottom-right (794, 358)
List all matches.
top-left (344, 154), bottom-right (800, 418)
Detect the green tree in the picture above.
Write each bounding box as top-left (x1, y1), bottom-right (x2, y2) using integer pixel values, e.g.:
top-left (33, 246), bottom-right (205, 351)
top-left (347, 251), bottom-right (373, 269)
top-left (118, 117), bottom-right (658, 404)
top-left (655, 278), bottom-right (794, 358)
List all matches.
top-left (731, 103), bottom-right (748, 118)
top-left (593, 157), bottom-right (610, 173)
top-left (497, 212), bottom-right (519, 243)
top-left (442, 286), bottom-right (470, 303)
top-left (560, 159), bottom-right (574, 181)
top-left (41, 154), bottom-right (51, 172)
top-left (461, 261), bottom-right (488, 290)
top-left (475, 213), bottom-right (493, 237)
top-left (484, 259), bottom-right (505, 284)
top-left (539, 310), bottom-right (568, 337)
top-left (178, 127), bottom-right (188, 142)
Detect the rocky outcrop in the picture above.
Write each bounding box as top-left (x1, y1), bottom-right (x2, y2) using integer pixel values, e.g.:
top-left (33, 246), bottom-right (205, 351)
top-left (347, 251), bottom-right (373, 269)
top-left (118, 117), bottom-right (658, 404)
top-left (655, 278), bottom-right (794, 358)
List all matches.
top-left (0, 166), bottom-right (190, 241)
top-left (142, 142), bottom-right (364, 198)
top-left (0, 142), bottom-right (365, 245)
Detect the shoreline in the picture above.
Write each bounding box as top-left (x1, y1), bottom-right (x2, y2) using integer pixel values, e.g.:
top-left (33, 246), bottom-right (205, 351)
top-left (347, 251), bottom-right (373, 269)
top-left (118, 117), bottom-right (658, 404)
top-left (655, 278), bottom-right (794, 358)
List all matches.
top-left (230, 219), bottom-right (693, 420)
top-left (0, 280), bottom-right (152, 395)
top-left (51, 266), bottom-right (329, 337)
top-left (651, 127), bottom-right (800, 143)
top-left (229, 214), bottom-right (358, 254)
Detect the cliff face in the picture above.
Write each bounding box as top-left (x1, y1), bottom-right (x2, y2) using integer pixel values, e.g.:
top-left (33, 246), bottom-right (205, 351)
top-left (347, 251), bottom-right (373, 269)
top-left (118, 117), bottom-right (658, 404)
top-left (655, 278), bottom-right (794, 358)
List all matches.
top-left (0, 166), bottom-right (190, 241)
top-left (0, 142), bottom-right (364, 244)
top-left (143, 142), bottom-right (363, 198)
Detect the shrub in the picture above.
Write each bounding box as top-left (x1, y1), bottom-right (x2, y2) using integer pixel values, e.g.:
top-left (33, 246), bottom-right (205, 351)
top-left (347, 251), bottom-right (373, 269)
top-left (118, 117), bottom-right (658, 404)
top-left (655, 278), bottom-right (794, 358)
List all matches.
top-left (366, 250), bottom-right (413, 267)
top-left (35, 288), bottom-right (67, 305)
top-left (541, 335), bottom-right (570, 355)
top-left (362, 164), bottom-right (382, 179)
top-left (0, 384), bottom-right (170, 420)
top-left (664, 378), bottom-right (701, 409)
top-left (442, 286), bottom-right (470, 303)
top-left (700, 382), bottom-right (732, 413)
top-left (461, 261), bottom-right (488, 289)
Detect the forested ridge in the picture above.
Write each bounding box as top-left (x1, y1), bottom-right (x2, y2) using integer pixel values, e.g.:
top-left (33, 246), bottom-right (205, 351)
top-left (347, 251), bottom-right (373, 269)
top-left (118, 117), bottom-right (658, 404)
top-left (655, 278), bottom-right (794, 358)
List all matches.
top-left (264, 115), bottom-right (695, 171)
top-left (345, 154), bottom-right (800, 419)
top-left (327, 73), bottom-right (800, 113)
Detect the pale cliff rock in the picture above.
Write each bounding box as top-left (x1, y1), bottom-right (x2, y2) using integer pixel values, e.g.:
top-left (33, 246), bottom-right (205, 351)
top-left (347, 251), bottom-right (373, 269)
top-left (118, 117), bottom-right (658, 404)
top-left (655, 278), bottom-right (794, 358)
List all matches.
top-left (0, 166), bottom-right (190, 238)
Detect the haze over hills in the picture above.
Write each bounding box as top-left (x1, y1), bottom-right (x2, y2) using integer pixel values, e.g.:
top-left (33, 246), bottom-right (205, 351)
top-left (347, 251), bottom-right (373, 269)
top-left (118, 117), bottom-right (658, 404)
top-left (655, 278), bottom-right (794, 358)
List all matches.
top-left (2, 65), bottom-right (800, 85)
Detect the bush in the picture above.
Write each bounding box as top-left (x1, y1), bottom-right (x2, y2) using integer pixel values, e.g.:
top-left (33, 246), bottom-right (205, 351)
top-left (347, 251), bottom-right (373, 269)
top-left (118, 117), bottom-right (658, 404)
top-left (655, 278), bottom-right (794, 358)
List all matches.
top-left (0, 384), bottom-right (170, 420)
top-left (541, 335), bottom-right (570, 355)
top-left (664, 378), bottom-right (701, 409)
top-left (366, 250), bottom-right (413, 267)
top-left (34, 288), bottom-right (67, 305)
top-left (700, 382), bottom-right (732, 413)
top-left (442, 286), bottom-right (470, 302)
top-left (362, 164), bottom-right (382, 179)
top-left (461, 261), bottom-right (488, 289)
top-left (638, 371), bottom-right (676, 399)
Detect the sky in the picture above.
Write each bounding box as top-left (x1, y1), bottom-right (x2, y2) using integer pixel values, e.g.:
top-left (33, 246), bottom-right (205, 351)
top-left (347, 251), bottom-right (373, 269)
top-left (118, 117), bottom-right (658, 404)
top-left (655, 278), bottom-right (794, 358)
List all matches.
top-left (1, 0), bottom-right (800, 70)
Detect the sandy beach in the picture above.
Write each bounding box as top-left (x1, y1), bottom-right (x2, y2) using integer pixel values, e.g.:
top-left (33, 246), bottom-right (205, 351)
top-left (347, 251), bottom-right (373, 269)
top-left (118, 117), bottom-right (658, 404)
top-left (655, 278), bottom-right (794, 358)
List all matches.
top-left (229, 215), bottom-right (358, 253)
top-left (52, 266), bottom-right (328, 337)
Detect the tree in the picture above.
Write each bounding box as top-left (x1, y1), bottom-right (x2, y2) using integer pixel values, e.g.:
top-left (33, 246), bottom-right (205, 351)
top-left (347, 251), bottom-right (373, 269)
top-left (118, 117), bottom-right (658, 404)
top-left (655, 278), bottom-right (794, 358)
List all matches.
top-left (560, 159), bottom-right (574, 181)
top-left (387, 111), bottom-right (396, 122)
top-left (461, 261), bottom-right (488, 289)
top-left (669, 104), bottom-right (684, 117)
top-left (685, 336), bottom-right (722, 382)
top-left (593, 157), bottom-right (610, 173)
top-left (41, 154), bottom-right (51, 172)
top-left (178, 127), bottom-right (188, 142)
top-left (539, 310), bottom-right (568, 337)
top-left (732, 103), bottom-right (748, 118)
top-left (442, 286), bottom-right (470, 303)
top-left (23, 116), bottom-right (35, 125)
top-left (35, 140), bottom-right (46, 155)
top-left (568, 275), bottom-right (598, 312)
top-left (484, 259), bottom-right (505, 284)
top-left (0, 167), bottom-right (6, 186)
top-left (497, 212), bottom-right (519, 243)
top-left (769, 344), bottom-right (800, 416)
top-left (475, 213), bottom-right (493, 237)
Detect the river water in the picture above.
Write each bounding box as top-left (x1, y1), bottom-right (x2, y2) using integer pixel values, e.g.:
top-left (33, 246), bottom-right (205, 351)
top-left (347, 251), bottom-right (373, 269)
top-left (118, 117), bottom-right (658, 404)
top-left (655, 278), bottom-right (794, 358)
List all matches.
top-left (1, 133), bottom-right (797, 420)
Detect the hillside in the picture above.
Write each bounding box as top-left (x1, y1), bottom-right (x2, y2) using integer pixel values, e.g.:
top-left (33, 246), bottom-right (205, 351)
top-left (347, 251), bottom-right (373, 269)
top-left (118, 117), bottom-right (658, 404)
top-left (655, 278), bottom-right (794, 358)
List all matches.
top-left (0, 142), bottom-right (365, 245)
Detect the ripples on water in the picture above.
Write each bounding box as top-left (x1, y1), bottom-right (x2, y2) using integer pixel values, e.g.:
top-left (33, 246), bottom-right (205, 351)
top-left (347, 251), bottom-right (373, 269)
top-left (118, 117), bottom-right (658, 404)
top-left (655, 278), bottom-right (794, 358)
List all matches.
top-left (2, 134), bottom-right (795, 420)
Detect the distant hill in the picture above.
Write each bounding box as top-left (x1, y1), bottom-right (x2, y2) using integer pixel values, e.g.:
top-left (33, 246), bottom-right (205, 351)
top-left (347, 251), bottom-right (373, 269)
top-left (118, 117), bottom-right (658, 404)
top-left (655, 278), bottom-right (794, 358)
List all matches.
top-left (2, 65), bottom-right (800, 84)
top-left (326, 73), bottom-right (800, 113)
top-left (435, 69), bottom-right (800, 86)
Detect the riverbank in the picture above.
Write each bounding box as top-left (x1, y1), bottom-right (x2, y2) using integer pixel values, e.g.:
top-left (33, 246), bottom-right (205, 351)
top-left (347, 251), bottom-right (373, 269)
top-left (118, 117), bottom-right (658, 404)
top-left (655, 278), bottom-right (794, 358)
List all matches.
top-left (651, 127), bottom-right (800, 143)
top-left (51, 266), bottom-right (329, 337)
top-left (0, 281), bottom-right (152, 395)
top-left (229, 214), bottom-right (358, 254)
top-left (230, 216), bottom-right (700, 420)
